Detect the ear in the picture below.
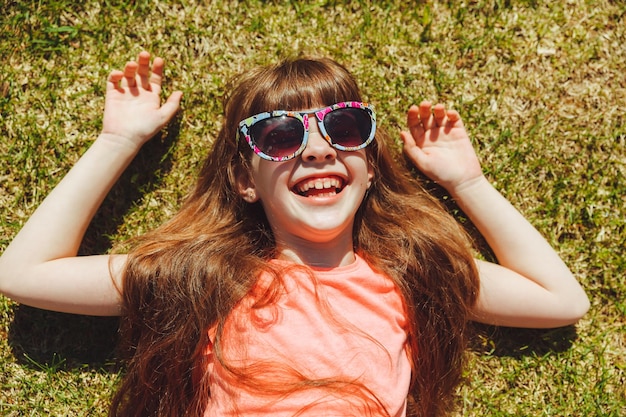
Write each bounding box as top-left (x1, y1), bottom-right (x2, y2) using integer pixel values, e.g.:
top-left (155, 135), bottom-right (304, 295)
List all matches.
top-left (236, 171), bottom-right (259, 203)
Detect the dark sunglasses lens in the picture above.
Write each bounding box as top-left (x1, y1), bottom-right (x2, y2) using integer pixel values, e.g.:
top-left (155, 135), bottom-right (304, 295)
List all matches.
top-left (251, 116), bottom-right (304, 159)
top-left (324, 108), bottom-right (372, 147)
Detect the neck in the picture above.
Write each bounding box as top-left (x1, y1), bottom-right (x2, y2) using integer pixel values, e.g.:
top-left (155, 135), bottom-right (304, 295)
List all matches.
top-left (274, 234), bottom-right (356, 268)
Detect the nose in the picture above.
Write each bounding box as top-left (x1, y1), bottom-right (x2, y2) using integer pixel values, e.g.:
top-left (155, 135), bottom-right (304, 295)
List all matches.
top-left (301, 118), bottom-right (337, 162)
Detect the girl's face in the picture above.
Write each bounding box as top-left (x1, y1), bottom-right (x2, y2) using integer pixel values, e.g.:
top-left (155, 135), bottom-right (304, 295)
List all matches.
top-left (239, 111), bottom-right (374, 260)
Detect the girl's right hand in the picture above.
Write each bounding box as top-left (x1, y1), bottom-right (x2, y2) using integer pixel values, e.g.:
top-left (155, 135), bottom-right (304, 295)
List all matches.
top-left (101, 51), bottom-right (182, 149)
top-left (0, 52), bottom-right (183, 315)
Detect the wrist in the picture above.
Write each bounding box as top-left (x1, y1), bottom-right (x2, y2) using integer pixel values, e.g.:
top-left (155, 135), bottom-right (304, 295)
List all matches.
top-left (96, 132), bottom-right (145, 155)
top-left (449, 174), bottom-right (490, 201)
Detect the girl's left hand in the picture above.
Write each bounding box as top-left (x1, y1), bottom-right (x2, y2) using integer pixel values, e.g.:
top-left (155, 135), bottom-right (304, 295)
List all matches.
top-left (400, 101), bottom-right (483, 193)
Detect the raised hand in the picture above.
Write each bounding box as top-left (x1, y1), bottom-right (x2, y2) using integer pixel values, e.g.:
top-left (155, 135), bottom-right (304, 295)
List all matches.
top-left (102, 51), bottom-right (183, 148)
top-left (0, 51), bottom-right (186, 315)
top-left (400, 101), bottom-right (483, 193)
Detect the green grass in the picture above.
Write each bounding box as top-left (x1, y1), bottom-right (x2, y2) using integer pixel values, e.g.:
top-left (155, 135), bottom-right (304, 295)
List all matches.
top-left (1, 0), bottom-right (624, 415)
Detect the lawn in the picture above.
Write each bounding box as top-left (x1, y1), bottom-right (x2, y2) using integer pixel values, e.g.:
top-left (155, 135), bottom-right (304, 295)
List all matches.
top-left (0, 0), bottom-right (624, 415)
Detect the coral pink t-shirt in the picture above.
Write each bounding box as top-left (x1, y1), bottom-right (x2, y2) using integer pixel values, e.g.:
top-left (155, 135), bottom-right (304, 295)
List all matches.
top-left (202, 255), bottom-right (411, 416)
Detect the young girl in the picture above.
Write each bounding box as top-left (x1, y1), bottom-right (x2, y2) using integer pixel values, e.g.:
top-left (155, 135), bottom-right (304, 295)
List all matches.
top-left (0, 52), bottom-right (589, 417)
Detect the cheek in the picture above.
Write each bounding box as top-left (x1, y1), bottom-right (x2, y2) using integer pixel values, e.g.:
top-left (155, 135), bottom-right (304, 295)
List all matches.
top-left (346, 151), bottom-right (373, 186)
top-left (249, 157), bottom-right (295, 197)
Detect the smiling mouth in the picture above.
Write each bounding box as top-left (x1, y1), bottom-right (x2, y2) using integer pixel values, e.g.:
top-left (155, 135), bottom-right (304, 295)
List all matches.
top-left (293, 176), bottom-right (345, 197)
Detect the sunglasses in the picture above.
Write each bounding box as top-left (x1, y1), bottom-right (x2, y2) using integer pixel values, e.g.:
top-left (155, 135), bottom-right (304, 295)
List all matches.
top-left (238, 101), bottom-right (376, 162)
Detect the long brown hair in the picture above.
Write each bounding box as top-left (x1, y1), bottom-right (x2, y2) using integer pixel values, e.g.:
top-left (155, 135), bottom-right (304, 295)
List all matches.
top-left (110, 57), bottom-right (479, 417)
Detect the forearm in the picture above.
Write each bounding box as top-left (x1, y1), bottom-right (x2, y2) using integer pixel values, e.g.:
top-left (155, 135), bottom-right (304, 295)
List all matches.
top-left (450, 176), bottom-right (589, 326)
top-left (452, 176), bottom-right (570, 286)
top-left (0, 134), bottom-right (139, 271)
top-left (0, 52), bottom-right (181, 314)
top-left (451, 175), bottom-right (588, 301)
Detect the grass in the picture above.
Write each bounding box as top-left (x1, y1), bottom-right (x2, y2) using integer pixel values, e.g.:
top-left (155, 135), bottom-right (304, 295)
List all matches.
top-left (0, 0), bottom-right (624, 415)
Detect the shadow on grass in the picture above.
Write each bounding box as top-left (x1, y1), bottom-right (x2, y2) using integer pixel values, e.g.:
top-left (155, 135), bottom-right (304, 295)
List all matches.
top-left (8, 306), bottom-right (121, 370)
top-left (470, 323), bottom-right (579, 357)
top-left (80, 112), bottom-right (182, 255)
top-left (7, 114), bottom-right (182, 371)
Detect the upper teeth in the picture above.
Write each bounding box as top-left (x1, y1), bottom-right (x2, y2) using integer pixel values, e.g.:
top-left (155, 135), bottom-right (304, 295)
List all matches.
top-left (296, 177), bottom-right (342, 193)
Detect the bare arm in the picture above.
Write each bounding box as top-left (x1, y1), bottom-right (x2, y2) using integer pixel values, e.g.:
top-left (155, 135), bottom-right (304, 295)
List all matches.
top-left (0, 52), bottom-right (182, 316)
top-left (401, 102), bottom-right (589, 328)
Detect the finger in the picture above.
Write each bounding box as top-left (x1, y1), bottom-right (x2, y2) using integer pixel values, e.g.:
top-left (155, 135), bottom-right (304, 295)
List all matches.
top-left (150, 57), bottom-right (165, 88)
top-left (406, 105), bottom-right (425, 143)
top-left (107, 70), bottom-right (124, 90)
top-left (400, 129), bottom-right (417, 148)
top-left (400, 131), bottom-right (428, 169)
top-left (406, 105), bottom-right (421, 130)
top-left (418, 101), bottom-right (434, 129)
top-left (123, 61), bottom-right (138, 88)
top-left (444, 109), bottom-right (464, 134)
top-left (137, 51), bottom-right (152, 90)
top-left (158, 91), bottom-right (183, 122)
top-left (446, 109), bottom-right (461, 124)
top-left (432, 104), bottom-right (446, 127)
